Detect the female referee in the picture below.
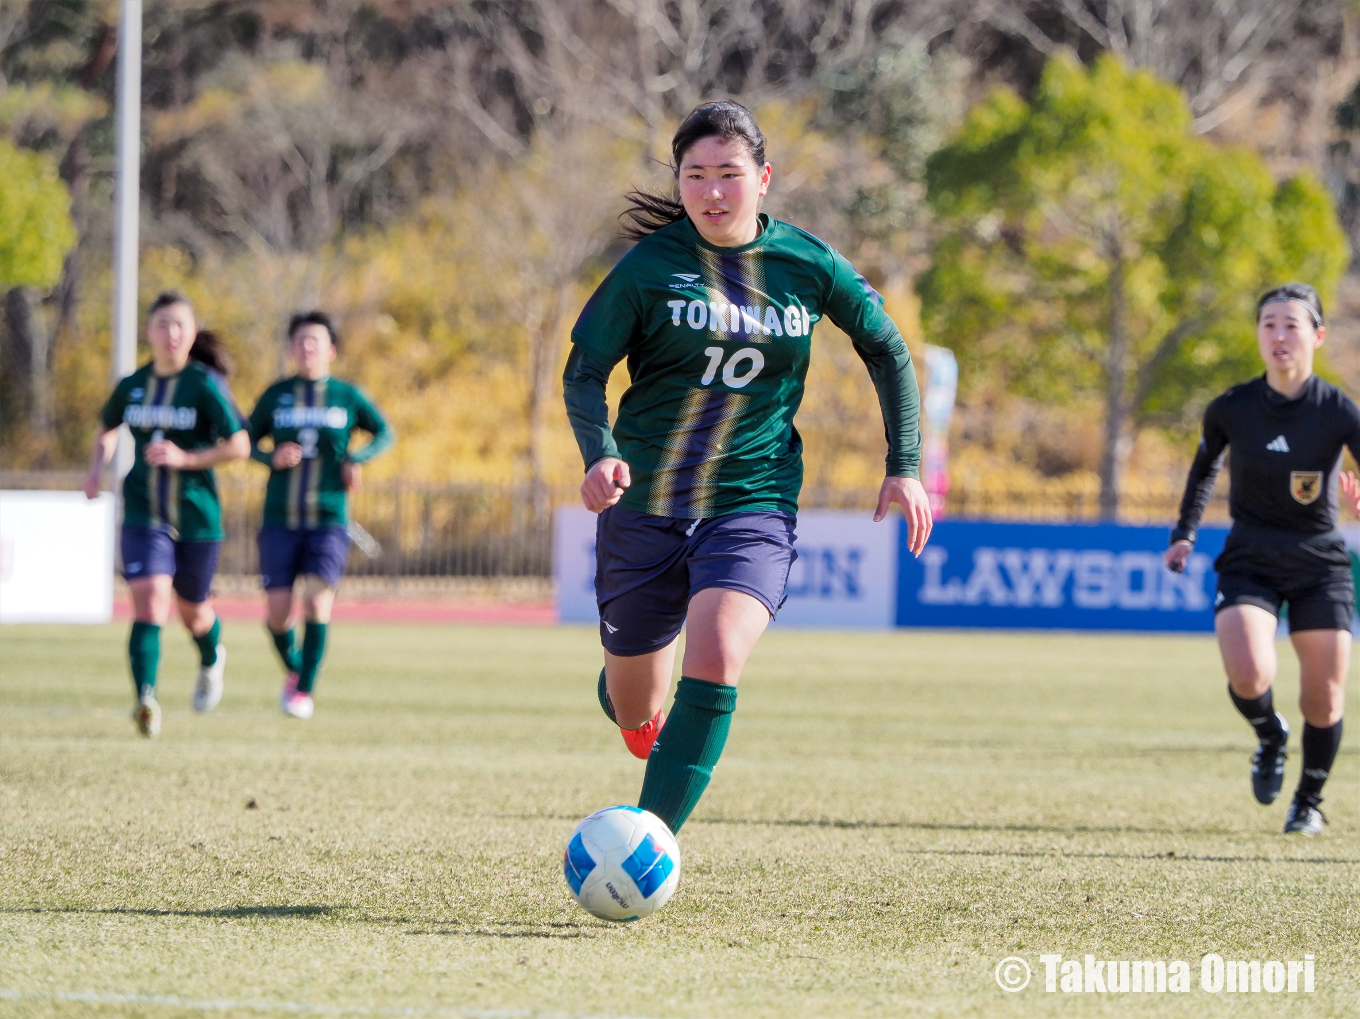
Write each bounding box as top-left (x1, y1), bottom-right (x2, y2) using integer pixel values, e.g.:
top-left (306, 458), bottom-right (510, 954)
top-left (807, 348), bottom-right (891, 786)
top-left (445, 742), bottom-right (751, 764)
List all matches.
top-left (83, 292), bottom-right (250, 737)
top-left (1167, 283), bottom-right (1360, 835)
top-left (563, 101), bottom-right (931, 836)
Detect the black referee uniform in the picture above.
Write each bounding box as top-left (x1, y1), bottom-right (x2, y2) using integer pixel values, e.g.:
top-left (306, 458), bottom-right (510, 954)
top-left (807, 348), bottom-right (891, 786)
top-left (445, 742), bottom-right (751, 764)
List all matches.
top-left (1173, 372), bottom-right (1358, 827)
top-left (1174, 374), bottom-right (1360, 630)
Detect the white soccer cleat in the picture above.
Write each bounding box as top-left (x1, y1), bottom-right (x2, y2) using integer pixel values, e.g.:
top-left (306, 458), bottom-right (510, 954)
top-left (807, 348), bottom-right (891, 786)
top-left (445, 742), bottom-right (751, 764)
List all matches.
top-left (281, 690), bottom-right (314, 720)
top-left (193, 644), bottom-right (226, 713)
top-left (133, 691), bottom-right (161, 738)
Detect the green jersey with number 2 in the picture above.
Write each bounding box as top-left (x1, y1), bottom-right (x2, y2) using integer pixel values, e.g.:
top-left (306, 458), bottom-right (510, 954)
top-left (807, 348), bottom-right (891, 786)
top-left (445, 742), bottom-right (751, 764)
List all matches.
top-left (570, 213), bottom-right (920, 518)
top-left (248, 376), bottom-right (393, 530)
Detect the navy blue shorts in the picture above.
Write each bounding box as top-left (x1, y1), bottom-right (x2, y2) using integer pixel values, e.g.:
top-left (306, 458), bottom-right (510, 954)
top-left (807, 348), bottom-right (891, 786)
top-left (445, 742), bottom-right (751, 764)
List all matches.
top-left (259, 526), bottom-right (351, 590)
top-left (595, 505), bottom-right (797, 656)
top-left (120, 525), bottom-right (221, 603)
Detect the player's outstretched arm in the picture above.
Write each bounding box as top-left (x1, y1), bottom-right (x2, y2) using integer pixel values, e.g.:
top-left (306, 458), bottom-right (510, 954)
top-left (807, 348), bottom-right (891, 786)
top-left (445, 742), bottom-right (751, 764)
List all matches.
top-left (875, 475), bottom-right (932, 555)
top-left (563, 344), bottom-right (628, 513)
top-left (82, 427), bottom-right (119, 499)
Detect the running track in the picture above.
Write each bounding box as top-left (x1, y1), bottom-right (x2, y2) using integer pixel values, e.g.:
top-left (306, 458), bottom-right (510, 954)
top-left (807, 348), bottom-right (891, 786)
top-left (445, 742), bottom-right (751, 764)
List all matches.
top-left (113, 596), bottom-right (557, 625)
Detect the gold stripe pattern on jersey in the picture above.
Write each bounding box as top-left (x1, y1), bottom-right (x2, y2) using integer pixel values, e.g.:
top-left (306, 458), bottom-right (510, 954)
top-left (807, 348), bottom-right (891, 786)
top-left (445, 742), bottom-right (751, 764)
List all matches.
top-left (687, 392), bottom-right (748, 517)
top-left (697, 247), bottom-right (774, 344)
top-left (285, 379), bottom-right (305, 530)
top-left (648, 388), bottom-right (710, 517)
top-left (305, 379), bottom-right (328, 529)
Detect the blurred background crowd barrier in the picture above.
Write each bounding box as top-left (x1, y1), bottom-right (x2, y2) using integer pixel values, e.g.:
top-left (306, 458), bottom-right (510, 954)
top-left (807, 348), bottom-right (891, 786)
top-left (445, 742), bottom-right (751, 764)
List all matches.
top-left (0, 470), bottom-right (1229, 583)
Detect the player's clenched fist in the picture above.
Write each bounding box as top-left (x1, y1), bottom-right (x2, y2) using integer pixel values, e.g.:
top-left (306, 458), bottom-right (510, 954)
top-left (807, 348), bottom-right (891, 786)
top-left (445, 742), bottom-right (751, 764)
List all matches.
top-left (581, 457), bottom-right (630, 513)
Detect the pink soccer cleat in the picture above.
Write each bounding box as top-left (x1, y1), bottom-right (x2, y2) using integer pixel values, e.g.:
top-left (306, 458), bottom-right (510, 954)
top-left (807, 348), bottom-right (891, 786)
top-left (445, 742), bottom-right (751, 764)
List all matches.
top-left (278, 672), bottom-right (313, 719)
top-left (621, 709), bottom-right (665, 760)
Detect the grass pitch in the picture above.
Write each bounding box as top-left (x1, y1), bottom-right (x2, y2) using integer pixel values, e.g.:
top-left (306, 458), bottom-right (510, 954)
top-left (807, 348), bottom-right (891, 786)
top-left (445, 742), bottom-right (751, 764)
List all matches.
top-left (0, 621), bottom-right (1356, 1018)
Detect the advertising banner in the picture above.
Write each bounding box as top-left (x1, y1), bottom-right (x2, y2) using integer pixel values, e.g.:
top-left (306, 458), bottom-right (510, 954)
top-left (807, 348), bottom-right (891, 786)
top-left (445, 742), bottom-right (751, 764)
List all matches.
top-left (553, 507), bottom-right (898, 628)
top-left (0, 491), bottom-right (116, 624)
top-left (895, 520), bottom-right (1229, 632)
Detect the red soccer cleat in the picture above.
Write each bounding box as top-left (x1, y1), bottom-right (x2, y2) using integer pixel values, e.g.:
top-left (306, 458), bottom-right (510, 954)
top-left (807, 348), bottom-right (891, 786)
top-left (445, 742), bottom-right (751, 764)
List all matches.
top-left (621, 709), bottom-right (665, 760)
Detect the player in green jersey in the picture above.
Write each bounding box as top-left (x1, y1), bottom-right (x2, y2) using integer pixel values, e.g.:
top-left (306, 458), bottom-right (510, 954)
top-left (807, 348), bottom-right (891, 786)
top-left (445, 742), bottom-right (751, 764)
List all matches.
top-left (83, 292), bottom-right (251, 737)
top-left (563, 101), bottom-right (932, 835)
top-left (248, 311), bottom-right (393, 719)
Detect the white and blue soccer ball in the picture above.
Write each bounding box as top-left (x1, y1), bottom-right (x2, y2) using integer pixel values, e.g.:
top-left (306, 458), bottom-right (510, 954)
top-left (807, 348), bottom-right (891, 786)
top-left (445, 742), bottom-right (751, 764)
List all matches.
top-left (563, 806), bottom-right (681, 921)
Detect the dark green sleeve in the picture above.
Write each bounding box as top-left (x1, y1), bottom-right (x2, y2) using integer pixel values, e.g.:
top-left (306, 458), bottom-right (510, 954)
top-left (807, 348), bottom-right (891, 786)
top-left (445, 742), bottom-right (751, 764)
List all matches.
top-left (200, 373), bottom-right (245, 442)
top-left (562, 345), bottom-right (622, 471)
top-left (346, 387), bottom-right (394, 464)
top-left (823, 251), bottom-right (921, 479)
top-left (247, 389), bottom-right (276, 467)
top-left (99, 380), bottom-right (129, 430)
top-left (569, 257), bottom-right (644, 364)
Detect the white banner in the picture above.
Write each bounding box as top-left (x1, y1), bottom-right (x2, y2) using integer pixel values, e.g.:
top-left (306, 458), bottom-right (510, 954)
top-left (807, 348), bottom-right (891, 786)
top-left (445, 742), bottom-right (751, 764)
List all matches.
top-left (0, 491), bottom-right (116, 624)
top-left (553, 507), bottom-right (896, 629)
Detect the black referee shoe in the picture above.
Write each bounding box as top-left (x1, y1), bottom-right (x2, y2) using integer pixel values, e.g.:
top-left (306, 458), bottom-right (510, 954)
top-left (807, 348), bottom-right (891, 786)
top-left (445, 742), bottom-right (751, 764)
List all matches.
top-left (1283, 798), bottom-right (1327, 835)
top-left (1250, 717), bottom-right (1289, 805)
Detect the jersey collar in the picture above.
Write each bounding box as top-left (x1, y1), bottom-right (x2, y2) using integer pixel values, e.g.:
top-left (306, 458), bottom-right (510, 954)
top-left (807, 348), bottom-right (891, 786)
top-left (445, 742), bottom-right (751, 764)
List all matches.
top-left (1260, 372), bottom-right (1318, 407)
top-left (679, 212), bottom-right (773, 254)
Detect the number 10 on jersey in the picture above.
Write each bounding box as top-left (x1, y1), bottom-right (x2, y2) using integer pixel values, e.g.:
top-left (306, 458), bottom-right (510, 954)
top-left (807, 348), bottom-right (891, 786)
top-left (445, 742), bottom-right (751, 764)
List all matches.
top-left (700, 347), bottom-right (765, 389)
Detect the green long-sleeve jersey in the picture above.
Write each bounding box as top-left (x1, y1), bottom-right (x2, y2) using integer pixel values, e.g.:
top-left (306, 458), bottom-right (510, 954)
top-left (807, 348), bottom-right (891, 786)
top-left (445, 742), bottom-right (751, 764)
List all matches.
top-left (99, 362), bottom-right (245, 541)
top-left (248, 375), bottom-right (393, 530)
top-left (566, 213), bottom-right (921, 518)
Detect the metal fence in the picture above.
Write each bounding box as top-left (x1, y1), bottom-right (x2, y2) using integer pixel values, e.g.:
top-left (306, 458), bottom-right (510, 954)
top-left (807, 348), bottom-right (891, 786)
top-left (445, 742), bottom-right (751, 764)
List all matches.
top-left (2, 470), bottom-right (1225, 580)
top-left (214, 478), bottom-right (571, 578)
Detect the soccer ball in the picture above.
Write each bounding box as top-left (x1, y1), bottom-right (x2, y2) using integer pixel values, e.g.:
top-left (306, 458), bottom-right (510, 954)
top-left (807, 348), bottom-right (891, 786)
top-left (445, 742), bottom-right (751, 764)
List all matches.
top-left (563, 806), bottom-right (681, 921)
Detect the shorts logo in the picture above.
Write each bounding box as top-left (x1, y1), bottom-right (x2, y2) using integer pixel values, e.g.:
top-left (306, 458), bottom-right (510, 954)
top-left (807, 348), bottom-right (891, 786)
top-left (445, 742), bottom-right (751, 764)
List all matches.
top-left (1215, 591), bottom-right (1224, 606)
top-left (1290, 471), bottom-right (1322, 505)
top-left (126, 561), bottom-right (143, 573)
top-left (603, 620), bottom-right (619, 633)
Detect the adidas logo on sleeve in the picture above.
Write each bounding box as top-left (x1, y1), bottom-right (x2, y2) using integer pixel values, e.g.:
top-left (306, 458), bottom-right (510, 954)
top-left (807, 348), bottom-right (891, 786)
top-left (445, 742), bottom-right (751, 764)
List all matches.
top-left (1266, 435), bottom-right (1290, 453)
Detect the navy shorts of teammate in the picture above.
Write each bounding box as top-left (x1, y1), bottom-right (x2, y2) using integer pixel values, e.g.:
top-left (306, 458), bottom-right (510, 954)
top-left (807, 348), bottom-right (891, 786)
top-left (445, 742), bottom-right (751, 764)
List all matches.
top-left (258, 525), bottom-right (351, 590)
top-left (1213, 526), bottom-right (1355, 632)
top-left (594, 505), bottom-right (797, 656)
top-left (121, 525), bottom-right (221, 604)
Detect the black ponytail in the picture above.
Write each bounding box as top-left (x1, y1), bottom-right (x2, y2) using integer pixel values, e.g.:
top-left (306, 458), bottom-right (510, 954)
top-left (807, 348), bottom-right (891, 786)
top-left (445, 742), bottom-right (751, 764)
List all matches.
top-left (188, 329), bottom-right (233, 376)
top-left (1256, 282), bottom-right (1324, 327)
top-left (620, 100), bottom-right (768, 241)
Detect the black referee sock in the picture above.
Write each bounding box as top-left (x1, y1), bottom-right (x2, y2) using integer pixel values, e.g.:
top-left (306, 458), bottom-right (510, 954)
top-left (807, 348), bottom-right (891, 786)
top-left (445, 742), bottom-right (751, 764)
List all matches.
top-left (1295, 719), bottom-right (1343, 806)
top-left (1228, 686), bottom-right (1286, 745)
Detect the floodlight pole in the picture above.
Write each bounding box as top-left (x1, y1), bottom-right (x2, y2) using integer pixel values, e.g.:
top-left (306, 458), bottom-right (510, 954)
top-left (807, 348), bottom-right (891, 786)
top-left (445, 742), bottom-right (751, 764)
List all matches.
top-left (111, 0), bottom-right (142, 483)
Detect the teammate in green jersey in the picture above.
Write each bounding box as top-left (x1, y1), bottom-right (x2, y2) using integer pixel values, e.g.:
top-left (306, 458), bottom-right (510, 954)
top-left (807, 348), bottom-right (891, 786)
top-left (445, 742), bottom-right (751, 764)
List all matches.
top-left (83, 292), bottom-right (251, 737)
top-left (563, 101), bottom-right (932, 835)
top-left (248, 311), bottom-right (393, 719)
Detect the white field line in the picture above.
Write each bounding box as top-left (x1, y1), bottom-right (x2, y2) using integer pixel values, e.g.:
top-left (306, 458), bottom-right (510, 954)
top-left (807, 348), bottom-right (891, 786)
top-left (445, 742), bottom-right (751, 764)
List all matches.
top-left (0, 988), bottom-right (611, 1019)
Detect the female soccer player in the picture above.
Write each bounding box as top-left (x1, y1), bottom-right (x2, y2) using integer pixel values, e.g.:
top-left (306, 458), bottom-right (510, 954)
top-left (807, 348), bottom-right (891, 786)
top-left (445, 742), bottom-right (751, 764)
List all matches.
top-left (563, 101), bottom-right (931, 835)
top-left (248, 311), bottom-right (393, 720)
top-left (83, 292), bottom-right (251, 737)
top-left (1167, 283), bottom-right (1360, 835)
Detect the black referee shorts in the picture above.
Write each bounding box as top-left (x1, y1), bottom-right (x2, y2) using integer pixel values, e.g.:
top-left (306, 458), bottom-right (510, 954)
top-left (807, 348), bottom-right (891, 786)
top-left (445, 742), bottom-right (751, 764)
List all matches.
top-left (1214, 527), bottom-right (1356, 632)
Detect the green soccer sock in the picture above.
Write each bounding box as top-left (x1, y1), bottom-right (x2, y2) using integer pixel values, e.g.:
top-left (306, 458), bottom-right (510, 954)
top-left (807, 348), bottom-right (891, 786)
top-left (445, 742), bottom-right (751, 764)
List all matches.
top-left (269, 626), bottom-right (301, 674)
top-left (128, 622), bottom-right (161, 699)
top-left (192, 617), bottom-right (221, 667)
top-left (597, 667), bottom-right (618, 724)
top-left (298, 621), bottom-right (328, 694)
top-left (638, 677), bottom-right (738, 834)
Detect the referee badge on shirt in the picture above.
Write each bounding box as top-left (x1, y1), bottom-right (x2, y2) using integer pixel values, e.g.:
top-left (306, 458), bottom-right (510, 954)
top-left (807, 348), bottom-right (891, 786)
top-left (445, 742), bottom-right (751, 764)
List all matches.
top-left (1290, 471), bottom-right (1323, 505)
